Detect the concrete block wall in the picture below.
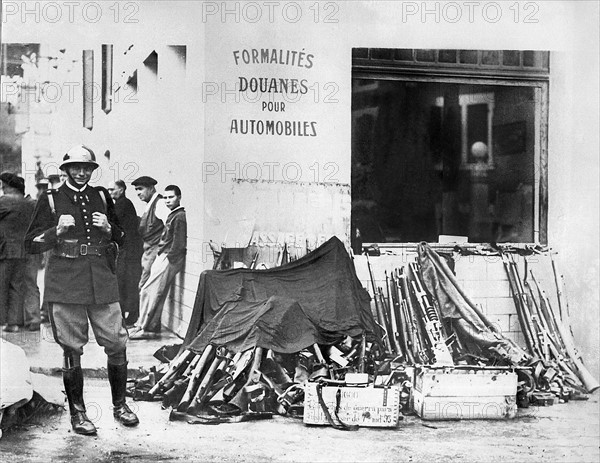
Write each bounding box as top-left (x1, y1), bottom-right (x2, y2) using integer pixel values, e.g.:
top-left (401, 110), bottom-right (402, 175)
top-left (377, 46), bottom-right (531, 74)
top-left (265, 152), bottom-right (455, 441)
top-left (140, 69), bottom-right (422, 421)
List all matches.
top-left (453, 254), bottom-right (522, 346)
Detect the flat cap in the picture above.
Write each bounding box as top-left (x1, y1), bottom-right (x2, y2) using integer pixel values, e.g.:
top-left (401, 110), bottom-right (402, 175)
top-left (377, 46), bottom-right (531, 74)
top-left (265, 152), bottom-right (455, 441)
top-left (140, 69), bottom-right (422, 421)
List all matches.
top-left (132, 176), bottom-right (158, 187)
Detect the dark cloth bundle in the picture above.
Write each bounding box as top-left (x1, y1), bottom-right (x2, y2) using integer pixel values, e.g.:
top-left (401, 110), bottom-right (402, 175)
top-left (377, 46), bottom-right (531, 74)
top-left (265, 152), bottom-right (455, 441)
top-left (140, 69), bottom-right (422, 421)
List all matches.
top-left (183, 237), bottom-right (377, 354)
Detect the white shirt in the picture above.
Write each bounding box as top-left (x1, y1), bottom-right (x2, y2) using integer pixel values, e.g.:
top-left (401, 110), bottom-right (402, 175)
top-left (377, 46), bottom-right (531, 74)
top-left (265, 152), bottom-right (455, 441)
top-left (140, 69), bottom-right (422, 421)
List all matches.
top-left (145, 191), bottom-right (169, 222)
top-left (65, 180), bottom-right (87, 193)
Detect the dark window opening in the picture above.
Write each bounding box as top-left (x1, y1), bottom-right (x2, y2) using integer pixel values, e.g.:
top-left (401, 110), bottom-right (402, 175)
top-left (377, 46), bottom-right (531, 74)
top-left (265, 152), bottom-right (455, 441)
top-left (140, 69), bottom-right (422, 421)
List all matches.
top-left (351, 68), bottom-right (546, 246)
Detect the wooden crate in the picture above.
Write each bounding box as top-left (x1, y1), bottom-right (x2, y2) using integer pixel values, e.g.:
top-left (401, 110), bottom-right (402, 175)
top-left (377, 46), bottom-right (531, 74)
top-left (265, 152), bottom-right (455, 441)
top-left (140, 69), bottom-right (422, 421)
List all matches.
top-left (303, 383), bottom-right (401, 428)
top-left (412, 366), bottom-right (517, 420)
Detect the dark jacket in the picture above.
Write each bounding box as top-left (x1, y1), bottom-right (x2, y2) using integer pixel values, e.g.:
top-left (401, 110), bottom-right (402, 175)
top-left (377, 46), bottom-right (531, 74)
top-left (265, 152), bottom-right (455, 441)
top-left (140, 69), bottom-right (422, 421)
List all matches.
top-left (25, 183), bottom-right (124, 305)
top-left (157, 207), bottom-right (187, 264)
top-left (0, 194), bottom-right (35, 260)
top-left (114, 194), bottom-right (143, 260)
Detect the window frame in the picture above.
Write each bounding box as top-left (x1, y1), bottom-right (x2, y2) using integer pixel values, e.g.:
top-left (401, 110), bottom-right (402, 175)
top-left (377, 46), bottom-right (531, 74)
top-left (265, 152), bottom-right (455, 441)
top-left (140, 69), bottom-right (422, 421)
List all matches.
top-left (351, 64), bottom-right (549, 245)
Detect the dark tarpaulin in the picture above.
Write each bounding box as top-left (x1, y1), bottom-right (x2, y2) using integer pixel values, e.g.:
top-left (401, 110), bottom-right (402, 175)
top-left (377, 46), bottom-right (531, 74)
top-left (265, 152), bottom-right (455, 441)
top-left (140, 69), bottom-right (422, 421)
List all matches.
top-left (417, 242), bottom-right (528, 365)
top-left (183, 237), bottom-right (377, 353)
top-left (187, 296), bottom-right (322, 354)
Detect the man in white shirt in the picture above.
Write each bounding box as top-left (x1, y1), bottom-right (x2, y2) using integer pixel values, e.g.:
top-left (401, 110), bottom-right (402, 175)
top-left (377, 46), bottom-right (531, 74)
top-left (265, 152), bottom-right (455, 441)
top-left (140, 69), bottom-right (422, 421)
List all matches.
top-left (131, 176), bottom-right (169, 289)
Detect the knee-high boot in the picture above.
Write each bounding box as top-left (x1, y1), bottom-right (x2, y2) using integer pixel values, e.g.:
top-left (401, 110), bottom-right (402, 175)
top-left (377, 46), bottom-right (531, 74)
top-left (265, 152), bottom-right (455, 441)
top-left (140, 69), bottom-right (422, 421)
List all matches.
top-left (107, 362), bottom-right (139, 426)
top-left (63, 366), bottom-right (97, 435)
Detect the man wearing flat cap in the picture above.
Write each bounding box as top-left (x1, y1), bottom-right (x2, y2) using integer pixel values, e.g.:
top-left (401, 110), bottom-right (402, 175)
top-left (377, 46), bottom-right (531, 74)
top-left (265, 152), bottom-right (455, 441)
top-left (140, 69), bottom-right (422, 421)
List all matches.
top-left (131, 184), bottom-right (186, 339)
top-left (25, 145), bottom-right (139, 436)
top-left (131, 176), bottom-right (168, 290)
top-left (1, 172), bottom-right (34, 331)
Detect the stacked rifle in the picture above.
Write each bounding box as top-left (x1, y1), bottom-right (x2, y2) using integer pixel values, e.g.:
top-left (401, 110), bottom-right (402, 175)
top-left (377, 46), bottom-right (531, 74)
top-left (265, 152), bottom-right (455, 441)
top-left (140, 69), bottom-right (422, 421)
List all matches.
top-left (366, 256), bottom-right (455, 366)
top-left (137, 337), bottom-right (378, 420)
top-left (503, 253), bottom-right (599, 396)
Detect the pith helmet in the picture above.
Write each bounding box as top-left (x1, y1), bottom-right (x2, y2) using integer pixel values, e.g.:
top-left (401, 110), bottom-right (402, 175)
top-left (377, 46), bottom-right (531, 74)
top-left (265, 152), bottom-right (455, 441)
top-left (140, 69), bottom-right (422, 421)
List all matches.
top-left (60, 145), bottom-right (99, 170)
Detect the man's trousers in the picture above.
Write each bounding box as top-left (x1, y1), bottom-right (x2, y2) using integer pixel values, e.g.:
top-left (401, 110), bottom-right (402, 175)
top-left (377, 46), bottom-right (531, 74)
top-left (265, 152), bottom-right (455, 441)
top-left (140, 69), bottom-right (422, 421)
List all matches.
top-left (23, 254), bottom-right (42, 327)
top-left (139, 243), bottom-right (159, 289)
top-left (48, 301), bottom-right (128, 363)
top-left (137, 254), bottom-right (183, 333)
top-left (0, 259), bottom-right (25, 326)
top-left (117, 249), bottom-right (142, 323)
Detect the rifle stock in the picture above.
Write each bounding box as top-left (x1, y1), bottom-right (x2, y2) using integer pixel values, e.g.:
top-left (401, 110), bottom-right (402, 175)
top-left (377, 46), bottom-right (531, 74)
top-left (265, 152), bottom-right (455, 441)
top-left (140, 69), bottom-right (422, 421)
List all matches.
top-left (177, 345), bottom-right (216, 411)
top-left (187, 347), bottom-right (232, 414)
top-left (149, 349), bottom-right (195, 396)
top-left (229, 347), bottom-right (265, 412)
top-left (215, 349), bottom-right (254, 403)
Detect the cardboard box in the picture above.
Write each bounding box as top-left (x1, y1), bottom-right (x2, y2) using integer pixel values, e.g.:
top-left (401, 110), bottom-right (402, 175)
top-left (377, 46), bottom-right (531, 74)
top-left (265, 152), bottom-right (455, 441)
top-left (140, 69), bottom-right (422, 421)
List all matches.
top-left (303, 383), bottom-right (401, 428)
top-left (412, 366), bottom-right (517, 420)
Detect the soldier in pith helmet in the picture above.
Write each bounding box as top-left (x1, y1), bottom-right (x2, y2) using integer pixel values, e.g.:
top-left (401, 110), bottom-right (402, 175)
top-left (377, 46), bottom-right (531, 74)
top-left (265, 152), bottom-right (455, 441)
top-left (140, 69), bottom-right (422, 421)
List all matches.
top-left (25, 145), bottom-right (140, 435)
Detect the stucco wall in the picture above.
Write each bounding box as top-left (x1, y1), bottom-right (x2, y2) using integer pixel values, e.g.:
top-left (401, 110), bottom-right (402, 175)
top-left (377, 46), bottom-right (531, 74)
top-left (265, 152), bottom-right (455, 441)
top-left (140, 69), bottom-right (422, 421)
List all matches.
top-left (3, 1), bottom-right (597, 377)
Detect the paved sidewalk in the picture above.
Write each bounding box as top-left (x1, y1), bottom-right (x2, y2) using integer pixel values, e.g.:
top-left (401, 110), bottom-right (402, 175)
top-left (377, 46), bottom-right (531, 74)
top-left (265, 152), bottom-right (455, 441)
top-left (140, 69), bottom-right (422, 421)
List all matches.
top-left (1, 375), bottom-right (598, 463)
top-left (1, 322), bottom-right (181, 378)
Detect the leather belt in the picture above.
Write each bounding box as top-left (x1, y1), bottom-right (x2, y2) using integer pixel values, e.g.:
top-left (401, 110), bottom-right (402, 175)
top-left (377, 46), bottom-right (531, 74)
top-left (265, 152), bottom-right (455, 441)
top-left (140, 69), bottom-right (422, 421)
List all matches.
top-left (55, 242), bottom-right (109, 258)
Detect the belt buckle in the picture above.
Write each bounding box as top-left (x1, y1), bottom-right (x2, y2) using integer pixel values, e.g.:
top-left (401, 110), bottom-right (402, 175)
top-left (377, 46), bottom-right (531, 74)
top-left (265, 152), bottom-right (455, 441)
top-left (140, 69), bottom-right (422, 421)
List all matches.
top-left (80, 244), bottom-right (88, 256)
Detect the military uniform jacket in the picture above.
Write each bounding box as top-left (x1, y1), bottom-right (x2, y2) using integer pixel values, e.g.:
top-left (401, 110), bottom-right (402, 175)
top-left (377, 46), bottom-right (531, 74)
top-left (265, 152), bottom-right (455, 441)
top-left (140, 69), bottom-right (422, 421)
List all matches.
top-left (25, 182), bottom-right (125, 305)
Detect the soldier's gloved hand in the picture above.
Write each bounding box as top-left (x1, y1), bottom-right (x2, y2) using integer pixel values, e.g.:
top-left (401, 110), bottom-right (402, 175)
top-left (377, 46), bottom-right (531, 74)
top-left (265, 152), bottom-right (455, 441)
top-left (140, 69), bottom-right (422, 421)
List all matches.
top-left (92, 212), bottom-right (112, 234)
top-left (57, 214), bottom-right (76, 236)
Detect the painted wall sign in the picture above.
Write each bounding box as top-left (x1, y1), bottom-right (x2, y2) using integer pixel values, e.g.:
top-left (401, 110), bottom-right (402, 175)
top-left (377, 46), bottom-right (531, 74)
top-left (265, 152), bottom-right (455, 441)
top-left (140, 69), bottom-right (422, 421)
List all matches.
top-left (230, 47), bottom-right (318, 137)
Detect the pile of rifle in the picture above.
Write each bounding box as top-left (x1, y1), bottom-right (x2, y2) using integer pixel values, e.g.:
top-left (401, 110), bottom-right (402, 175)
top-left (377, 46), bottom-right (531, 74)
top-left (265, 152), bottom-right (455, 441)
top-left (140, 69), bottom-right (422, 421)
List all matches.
top-left (502, 253), bottom-right (599, 399)
top-left (364, 251), bottom-right (598, 401)
top-left (135, 250), bottom-right (597, 420)
top-left (366, 257), bottom-right (456, 367)
top-left (139, 337), bottom-right (382, 420)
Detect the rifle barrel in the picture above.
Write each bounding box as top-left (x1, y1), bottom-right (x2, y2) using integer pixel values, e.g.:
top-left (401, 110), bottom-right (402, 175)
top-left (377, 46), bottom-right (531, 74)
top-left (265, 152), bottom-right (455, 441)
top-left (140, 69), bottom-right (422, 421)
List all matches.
top-left (388, 271), bottom-right (404, 357)
top-left (532, 271), bottom-right (599, 393)
top-left (366, 254), bottom-right (392, 355)
top-left (503, 254), bottom-right (537, 357)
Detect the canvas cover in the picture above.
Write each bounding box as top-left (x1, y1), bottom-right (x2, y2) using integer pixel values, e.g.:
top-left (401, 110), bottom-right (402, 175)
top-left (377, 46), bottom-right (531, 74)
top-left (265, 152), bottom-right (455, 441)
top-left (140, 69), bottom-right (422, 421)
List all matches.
top-left (417, 242), bottom-right (528, 365)
top-left (183, 237), bottom-right (378, 354)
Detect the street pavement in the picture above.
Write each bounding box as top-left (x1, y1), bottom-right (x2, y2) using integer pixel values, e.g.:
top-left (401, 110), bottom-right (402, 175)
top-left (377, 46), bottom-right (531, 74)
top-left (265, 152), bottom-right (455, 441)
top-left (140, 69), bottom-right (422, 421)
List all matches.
top-left (1, 322), bottom-right (178, 378)
top-left (1, 325), bottom-right (599, 462)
